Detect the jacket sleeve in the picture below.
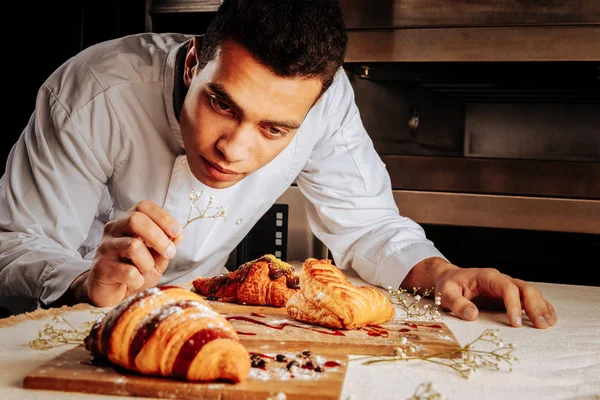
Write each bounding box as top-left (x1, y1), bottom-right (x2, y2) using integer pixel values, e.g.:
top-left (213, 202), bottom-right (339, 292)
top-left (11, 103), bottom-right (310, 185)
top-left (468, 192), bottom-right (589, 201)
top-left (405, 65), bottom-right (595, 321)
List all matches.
top-left (0, 78), bottom-right (118, 314)
top-left (295, 69), bottom-right (448, 290)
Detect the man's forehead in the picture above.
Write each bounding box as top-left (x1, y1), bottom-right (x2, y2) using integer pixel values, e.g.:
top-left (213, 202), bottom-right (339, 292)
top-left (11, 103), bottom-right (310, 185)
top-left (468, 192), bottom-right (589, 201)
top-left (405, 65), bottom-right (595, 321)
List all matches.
top-left (212, 40), bottom-right (322, 96)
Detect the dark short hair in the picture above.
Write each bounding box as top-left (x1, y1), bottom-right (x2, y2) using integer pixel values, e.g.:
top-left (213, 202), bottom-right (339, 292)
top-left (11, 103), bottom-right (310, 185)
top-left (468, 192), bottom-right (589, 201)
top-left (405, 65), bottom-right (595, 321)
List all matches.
top-left (198, 0), bottom-right (348, 94)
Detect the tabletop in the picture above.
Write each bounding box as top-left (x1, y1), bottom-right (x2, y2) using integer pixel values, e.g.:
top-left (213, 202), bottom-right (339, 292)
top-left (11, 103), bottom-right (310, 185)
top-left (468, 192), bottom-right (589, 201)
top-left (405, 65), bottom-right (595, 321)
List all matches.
top-left (1, 269), bottom-right (599, 400)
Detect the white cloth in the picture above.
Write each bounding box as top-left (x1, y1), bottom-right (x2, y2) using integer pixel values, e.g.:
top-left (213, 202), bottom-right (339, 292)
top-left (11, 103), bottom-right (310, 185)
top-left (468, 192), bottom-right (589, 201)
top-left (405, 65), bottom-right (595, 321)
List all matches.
top-left (0, 277), bottom-right (598, 400)
top-left (0, 32), bottom-right (445, 315)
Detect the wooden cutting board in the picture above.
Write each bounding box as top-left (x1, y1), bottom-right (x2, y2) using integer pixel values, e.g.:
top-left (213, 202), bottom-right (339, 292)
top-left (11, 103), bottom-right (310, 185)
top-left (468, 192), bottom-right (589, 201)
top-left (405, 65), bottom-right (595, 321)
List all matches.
top-left (23, 298), bottom-right (459, 400)
top-left (23, 345), bottom-right (348, 400)
top-left (207, 300), bottom-right (460, 357)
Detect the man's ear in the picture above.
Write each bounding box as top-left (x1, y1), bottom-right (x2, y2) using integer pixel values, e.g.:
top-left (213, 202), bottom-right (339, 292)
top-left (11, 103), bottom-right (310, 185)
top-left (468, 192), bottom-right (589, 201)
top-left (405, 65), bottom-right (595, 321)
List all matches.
top-left (183, 36), bottom-right (201, 87)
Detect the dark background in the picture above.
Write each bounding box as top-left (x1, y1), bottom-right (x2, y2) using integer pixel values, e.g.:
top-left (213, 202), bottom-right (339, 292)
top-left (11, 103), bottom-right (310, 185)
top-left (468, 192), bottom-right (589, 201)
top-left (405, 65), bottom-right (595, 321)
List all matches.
top-left (4, 1), bottom-right (148, 177)
top-left (4, 2), bottom-right (223, 175)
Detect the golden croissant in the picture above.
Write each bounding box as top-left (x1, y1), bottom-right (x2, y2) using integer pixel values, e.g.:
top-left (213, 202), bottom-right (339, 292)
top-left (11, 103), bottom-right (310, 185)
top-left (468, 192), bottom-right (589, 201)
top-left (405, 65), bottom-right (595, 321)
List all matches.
top-left (192, 254), bottom-right (299, 307)
top-left (286, 258), bottom-right (395, 329)
top-left (84, 286), bottom-right (251, 383)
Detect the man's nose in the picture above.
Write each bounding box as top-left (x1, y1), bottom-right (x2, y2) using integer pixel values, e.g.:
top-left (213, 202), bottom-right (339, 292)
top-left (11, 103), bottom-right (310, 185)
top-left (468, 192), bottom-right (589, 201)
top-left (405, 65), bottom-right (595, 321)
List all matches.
top-left (216, 123), bottom-right (252, 163)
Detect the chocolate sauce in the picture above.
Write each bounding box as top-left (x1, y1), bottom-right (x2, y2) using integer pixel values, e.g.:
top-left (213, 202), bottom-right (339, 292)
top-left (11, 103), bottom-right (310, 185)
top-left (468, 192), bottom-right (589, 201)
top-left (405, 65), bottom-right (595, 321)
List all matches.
top-left (260, 256), bottom-right (298, 289)
top-left (250, 312), bottom-right (266, 318)
top-left (398, 322), bottom-right (442, 332)
top-left (225, 316), bottom-right (346, 336)
top-left (128, 300), bottom-right (198, 367)
top-left (209, 274), bottom-right (228, 293)
top-left (171, 328), bottom-right (235, 379)
top-left (236, 262), bottom-right (254, 285)
top-left (323, 361), bottom-right (341, 368)
top-left (270, 270), bottom-right (285, 280)
top-left (362, 325), bottom-right (389, 338)
top-left (99, 286), bottom-right (176, 355)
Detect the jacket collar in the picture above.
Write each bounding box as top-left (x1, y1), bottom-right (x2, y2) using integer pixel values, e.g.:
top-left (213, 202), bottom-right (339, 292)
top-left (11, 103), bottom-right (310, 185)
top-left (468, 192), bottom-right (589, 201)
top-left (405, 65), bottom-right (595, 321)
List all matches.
top-left (163, 36), bottom-right (195, 150)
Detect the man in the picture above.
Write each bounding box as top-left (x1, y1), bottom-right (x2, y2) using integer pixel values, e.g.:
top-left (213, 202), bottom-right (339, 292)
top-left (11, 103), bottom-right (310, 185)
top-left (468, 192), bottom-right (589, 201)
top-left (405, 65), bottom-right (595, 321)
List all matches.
top-left (0, 0), bottom-right (556, 329)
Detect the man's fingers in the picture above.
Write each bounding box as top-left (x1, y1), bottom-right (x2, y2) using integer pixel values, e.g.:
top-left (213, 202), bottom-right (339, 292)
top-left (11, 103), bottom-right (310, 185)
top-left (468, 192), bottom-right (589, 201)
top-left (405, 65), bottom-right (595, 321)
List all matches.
top-left (512, 279), bottom-right (557, 329)
top-left (95, 238), bottom-right (152, 288)
top-left (109, 209), bottom-right (177, 259)
top-left (152, 235), bottom-right (183, 275)
top-left (119, 237), bottom-right (155, 275)
top-left (480, 272), bottom-right (523, 327)
top-left (440, 282), bottom-right (479, 321)
top-left (93, 258), bottom-right (145, 292)
top-left (134, 200), bottom-right (183, 239)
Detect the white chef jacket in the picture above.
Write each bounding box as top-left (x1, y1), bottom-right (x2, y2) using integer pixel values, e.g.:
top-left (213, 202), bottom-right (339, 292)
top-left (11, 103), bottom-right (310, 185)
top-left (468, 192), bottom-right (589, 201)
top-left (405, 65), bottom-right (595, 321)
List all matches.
top-left (0, 32), bottom-right (446, 315)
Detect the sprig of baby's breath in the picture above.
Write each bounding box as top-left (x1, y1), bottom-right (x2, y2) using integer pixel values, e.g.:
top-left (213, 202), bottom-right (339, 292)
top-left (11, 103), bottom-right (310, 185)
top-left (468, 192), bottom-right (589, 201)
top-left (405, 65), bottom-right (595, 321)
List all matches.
top-left (358, 328), bottom-right (519, 379)
top-left (183, 187), bottom-right (227, 229)
top-left (387, 286), bottom-right (442, 321)
top-left (407, 382), bottom-right (446, 400)
top-left (29, 312), bottom-right (104, 350)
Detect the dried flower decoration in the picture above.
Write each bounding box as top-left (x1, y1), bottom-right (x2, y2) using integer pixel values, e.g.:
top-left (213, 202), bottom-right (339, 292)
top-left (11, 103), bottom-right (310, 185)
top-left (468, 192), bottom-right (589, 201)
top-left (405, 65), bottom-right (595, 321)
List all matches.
top-left (387, 286), bottom-right (442, 321)
top-left (358, 328), bottom-right (519, 379)
top-left (29, 312), bottom-right (104, 350)
top-left (407, 382), bottom-right (446, 400)
top-left (183, 187), bottom-right (227, 229)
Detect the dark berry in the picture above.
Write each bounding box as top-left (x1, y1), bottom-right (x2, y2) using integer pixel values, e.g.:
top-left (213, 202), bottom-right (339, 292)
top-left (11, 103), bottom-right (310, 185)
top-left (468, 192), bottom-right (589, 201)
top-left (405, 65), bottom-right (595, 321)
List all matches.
top-left (286, 360), bottom-right (300, 370)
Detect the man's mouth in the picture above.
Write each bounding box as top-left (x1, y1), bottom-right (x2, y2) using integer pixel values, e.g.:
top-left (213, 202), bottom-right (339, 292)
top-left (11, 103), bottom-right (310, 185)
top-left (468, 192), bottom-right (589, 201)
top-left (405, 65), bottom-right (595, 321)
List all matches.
top-left (201, 157), bottom-right (242, 182)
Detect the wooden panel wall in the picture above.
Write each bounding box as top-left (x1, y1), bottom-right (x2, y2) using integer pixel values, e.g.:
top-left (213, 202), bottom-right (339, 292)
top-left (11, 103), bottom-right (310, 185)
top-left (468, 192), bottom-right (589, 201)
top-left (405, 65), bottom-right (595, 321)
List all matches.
top-left (340, 0), bottom-right (600, 29)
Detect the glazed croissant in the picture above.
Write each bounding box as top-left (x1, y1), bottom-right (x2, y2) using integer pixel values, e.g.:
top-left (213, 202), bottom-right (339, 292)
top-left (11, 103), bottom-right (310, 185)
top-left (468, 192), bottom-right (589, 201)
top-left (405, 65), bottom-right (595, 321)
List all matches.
top-left (192, 254), bottom-right (299, 307)
top-left (84, 286), bottom-right (251, 383)
top-left (286, 258), bottom-right (395, 329)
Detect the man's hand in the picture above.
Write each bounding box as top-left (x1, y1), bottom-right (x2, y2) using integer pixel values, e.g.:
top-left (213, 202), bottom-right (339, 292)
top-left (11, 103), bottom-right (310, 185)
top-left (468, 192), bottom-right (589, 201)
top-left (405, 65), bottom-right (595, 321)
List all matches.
top-left (401, 257), bottom-right (558, 329)
top-left (70, 200), bottom-right (183, 308)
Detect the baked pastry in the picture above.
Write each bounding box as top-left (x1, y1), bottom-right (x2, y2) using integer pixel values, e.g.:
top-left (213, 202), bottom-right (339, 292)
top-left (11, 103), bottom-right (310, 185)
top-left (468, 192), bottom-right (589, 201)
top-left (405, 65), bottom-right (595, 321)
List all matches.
top-left (192, 254), bottom-right (299, 307)
top-left (84, 285), bottom-right (250, 383)
top-left (286, 258), bottom-right (395, 329)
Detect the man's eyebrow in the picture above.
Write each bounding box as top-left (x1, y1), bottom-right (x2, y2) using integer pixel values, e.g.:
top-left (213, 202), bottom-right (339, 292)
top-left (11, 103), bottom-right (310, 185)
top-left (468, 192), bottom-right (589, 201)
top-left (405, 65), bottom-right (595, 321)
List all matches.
top-left (260, 119), bottom-right (302, 130)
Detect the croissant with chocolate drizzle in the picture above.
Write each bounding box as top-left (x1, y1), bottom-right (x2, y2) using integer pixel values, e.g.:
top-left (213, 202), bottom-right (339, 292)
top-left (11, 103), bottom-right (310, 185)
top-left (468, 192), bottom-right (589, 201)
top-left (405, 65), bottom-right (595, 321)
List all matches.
top-left (286, 258), bottom-right (395, 330)
top-left (192, 254), bottom-right (299, 307)
top-left (84, 286), bottom-right (251, 383)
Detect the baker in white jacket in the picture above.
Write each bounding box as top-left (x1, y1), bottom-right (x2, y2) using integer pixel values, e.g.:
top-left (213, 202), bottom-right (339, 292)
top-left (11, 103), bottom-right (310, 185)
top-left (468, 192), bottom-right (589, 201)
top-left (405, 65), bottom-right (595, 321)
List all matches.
top-left (0, 0), bottom-right (556, 329)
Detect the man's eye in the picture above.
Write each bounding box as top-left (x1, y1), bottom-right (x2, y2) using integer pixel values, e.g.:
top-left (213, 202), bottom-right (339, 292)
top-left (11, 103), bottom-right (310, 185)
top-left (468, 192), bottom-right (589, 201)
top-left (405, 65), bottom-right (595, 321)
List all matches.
top-left (210, 96), bottom-right (232, 113)
top-left (265, 126), bottom-right (286, 137)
